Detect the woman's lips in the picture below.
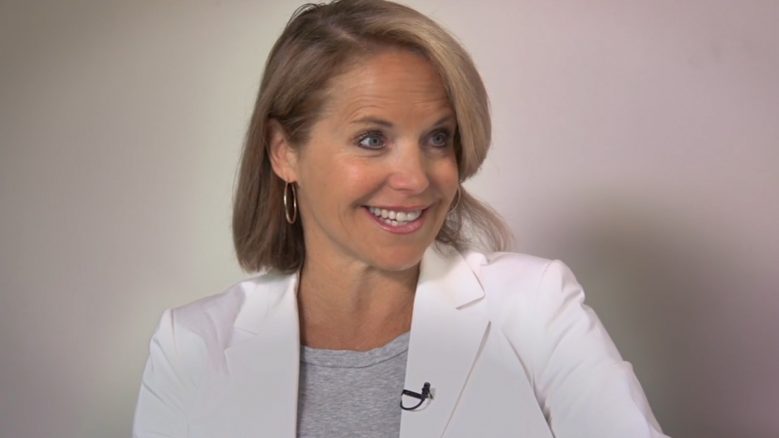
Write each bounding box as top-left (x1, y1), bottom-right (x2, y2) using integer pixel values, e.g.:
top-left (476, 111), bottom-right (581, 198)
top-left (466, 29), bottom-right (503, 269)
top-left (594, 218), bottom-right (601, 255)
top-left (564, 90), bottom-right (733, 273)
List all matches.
top-left (364, 205), bottom-right (427, 234)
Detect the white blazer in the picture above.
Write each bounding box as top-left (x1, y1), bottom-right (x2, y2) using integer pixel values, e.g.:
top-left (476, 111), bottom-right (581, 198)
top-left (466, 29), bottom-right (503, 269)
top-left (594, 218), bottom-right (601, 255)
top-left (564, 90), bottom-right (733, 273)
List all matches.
top-left (133, 246), bottom-right (668, 437)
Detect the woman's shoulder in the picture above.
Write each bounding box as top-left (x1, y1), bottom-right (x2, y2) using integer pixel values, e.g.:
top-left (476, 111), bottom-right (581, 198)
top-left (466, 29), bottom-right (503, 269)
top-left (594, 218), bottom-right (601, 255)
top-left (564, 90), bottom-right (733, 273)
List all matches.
top-left (458, 250), bottom-right (666, 437)
top-left (457, 248), bottom-right (585, 323)
top-left (153, 270), bottom-right (295, 353)
top-left (460, 248), bottom-right (578, 295)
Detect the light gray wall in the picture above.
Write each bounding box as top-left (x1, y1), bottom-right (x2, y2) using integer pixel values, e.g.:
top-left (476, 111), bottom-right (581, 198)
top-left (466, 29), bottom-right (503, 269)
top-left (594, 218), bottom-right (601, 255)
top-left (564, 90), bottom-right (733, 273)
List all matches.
top-left (1, 1), bottom-right (777, 437)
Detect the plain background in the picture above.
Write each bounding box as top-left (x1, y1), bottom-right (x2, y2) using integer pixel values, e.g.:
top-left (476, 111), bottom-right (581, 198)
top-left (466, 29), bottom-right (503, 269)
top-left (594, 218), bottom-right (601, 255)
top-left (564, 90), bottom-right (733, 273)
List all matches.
top-left (1, 0), bottom-right (777, 436)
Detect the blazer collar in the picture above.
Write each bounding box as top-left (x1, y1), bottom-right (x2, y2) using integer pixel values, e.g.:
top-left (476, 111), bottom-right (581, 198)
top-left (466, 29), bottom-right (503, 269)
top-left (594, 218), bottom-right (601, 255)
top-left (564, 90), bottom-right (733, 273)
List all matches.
top-left (222, 245), bottom-right (488, 438)
top-left (233, 271), bottom-right (298, 335)
top-left (399, 245), bottom-right (490, 438)
top-left (223, 271), bottom-right (301, 437)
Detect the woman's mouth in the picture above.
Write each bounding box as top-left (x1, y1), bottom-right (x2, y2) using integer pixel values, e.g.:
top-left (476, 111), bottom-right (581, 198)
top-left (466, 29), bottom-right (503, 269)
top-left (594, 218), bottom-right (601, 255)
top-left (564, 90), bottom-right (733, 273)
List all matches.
top-left (367, 206), bottom-right (423, 226)
top-left (364, 206), bottom-right (427, 234)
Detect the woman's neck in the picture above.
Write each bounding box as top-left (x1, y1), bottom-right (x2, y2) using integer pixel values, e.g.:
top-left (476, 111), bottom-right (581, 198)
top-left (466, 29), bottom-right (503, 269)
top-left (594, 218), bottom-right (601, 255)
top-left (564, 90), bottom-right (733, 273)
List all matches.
top-left (296, 256), bottom-right (418, 351)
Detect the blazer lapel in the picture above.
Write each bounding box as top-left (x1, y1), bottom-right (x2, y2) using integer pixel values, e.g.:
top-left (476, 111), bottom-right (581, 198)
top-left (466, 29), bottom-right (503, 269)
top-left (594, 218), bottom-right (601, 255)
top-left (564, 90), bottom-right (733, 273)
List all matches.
top-left (399, 246), bottom-right (490, 438)
top-left (221, 272), bottom-right (300, 438)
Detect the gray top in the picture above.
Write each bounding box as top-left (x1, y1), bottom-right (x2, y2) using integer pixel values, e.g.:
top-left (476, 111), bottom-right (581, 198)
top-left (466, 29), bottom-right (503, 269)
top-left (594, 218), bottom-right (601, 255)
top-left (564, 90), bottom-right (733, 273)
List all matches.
top-left (296, 332), bottom-right (410, 438)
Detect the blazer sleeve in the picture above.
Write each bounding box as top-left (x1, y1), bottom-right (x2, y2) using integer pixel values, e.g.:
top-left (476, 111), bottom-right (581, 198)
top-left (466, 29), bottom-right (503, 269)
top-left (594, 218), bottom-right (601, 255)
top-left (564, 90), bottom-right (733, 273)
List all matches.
top-left (521, 260), bottom-right (669, 438)
top-left (133, 309), bottom-right (202, 438)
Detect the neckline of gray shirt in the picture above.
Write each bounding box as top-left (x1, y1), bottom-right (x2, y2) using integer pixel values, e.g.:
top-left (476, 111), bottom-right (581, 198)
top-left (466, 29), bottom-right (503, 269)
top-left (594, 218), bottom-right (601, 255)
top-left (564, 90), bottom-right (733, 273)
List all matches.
top-left (300, 331), bottom-right (411, 367)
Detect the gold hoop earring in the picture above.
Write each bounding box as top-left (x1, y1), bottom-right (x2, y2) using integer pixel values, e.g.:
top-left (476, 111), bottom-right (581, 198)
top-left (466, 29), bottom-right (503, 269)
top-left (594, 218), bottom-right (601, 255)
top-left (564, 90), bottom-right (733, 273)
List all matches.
top-left (448, 187), bottom-right (461, 213)
top-left (283, 182), bottom-right (298, 224)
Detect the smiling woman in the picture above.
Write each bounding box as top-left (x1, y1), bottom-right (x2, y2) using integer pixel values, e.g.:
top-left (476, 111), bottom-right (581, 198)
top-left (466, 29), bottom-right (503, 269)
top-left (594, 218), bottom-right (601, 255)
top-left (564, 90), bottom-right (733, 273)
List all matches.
top-left (132, 1), bottom-right (668, 437)
top-left (232, 1), bottom-right (508, 276)
top-left (269, 48), bottom-right (460, 275)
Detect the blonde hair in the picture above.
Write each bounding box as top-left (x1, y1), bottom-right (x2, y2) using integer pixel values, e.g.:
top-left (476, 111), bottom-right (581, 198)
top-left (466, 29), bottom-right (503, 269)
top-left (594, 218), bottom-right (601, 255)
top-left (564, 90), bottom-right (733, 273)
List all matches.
top-left (233, 0), bottom-right (511, 273)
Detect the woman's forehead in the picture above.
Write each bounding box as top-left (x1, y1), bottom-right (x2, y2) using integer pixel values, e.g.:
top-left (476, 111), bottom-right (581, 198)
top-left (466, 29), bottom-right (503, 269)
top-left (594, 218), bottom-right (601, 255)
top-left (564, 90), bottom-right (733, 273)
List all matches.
top-left (321, 49), bottom-right (453, 124)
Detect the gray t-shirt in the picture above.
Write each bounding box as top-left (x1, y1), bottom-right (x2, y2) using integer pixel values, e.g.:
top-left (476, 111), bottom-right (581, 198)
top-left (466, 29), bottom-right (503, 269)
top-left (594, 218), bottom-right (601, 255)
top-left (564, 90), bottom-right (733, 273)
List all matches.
top-left (296, 332), bottom-right (410, 438)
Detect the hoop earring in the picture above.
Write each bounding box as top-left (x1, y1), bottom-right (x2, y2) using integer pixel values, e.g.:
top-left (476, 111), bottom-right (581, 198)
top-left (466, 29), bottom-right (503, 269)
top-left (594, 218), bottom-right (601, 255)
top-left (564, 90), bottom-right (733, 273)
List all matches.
top-left (448, 186), bottom-right (461, 213)
top-left (283, 181), bottom-right (298, 224)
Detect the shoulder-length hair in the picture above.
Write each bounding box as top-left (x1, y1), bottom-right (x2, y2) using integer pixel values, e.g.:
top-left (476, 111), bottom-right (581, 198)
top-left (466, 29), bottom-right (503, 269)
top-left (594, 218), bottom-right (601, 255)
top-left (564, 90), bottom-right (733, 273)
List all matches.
top-left (233, 0), bottom-right (511, 273)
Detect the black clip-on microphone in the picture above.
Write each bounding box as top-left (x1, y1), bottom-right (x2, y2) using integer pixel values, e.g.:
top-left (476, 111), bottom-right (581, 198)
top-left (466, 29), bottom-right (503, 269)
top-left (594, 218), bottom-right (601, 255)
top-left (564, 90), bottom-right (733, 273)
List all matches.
top-left (400, 382), bottom-right (433, 411)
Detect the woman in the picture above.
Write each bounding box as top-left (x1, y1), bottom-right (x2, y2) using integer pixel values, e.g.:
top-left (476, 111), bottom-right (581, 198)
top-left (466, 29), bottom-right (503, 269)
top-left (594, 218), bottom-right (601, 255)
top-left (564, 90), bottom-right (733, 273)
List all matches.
top-left (133, 0), bottom-right (668, 437)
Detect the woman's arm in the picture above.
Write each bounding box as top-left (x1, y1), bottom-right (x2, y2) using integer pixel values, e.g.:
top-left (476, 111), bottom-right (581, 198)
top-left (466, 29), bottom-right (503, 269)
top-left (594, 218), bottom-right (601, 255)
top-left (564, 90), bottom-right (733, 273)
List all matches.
top-left (525, 260), bottom-right (668, 437)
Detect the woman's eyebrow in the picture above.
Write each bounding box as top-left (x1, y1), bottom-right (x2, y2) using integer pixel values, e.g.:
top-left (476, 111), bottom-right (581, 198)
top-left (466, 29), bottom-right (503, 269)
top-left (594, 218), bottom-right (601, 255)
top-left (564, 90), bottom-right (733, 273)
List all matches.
top-left (431, 114), bottom-right (456, 128)
top-left (350, 116), bottom-right (393, 127)
top-left (350, 114), bottom-right (455, 128)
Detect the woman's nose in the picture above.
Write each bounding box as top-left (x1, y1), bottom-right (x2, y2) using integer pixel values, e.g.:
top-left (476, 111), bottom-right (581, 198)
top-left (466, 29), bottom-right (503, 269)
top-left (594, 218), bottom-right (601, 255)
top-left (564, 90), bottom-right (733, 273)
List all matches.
top-left (387, 144), bottom-right (430, 194)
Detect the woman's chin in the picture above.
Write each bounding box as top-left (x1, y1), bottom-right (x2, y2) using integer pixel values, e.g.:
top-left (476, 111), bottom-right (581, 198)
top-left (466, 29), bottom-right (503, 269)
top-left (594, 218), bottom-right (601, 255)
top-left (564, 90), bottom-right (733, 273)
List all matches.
top-left (366, 249), bottom-right (426, 273)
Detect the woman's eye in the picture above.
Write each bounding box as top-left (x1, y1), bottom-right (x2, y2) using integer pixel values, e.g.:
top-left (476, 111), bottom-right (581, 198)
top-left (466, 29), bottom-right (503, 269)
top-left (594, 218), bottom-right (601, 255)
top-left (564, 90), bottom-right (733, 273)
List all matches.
top-left (429, 130), bottom-right (451, 148)
top-left (357, 133), bottom-right (385, 149)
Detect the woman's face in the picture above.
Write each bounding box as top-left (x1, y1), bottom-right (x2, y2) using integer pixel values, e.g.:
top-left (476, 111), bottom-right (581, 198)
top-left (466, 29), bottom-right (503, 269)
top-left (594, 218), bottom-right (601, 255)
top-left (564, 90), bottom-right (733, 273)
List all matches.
top-left (272, 48), bottom-right (459, 273)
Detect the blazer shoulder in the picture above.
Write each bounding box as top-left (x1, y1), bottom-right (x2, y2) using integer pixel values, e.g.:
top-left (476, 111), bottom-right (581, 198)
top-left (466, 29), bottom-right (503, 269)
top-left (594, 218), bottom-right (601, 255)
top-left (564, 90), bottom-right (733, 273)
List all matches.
top-left (163, 270), bottom-right (291, 354)
top-left (463, 250), bottom-right (584, 324)
top-left (481, 251), bottom-right (555, 277)
top-left (465, 250), bottom-right (558, 298)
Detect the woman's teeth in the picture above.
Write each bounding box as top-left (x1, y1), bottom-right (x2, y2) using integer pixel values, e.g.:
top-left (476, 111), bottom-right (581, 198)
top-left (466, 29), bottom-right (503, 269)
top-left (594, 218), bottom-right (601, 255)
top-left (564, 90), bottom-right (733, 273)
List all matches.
top-left (368, 207), bottom-right (422, 226)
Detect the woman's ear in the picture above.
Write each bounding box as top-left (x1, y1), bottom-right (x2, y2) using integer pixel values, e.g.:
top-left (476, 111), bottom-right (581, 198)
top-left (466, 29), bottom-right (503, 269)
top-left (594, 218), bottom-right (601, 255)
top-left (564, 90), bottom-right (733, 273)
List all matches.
top-left (267, 119), bottom-right (298, 182)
